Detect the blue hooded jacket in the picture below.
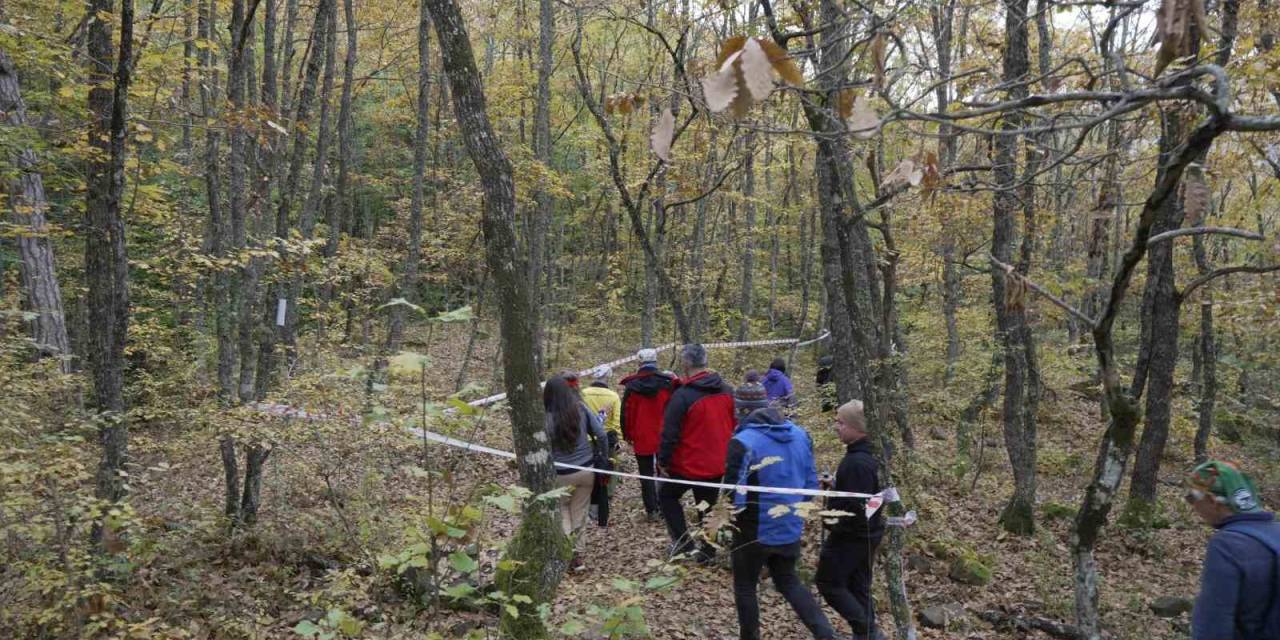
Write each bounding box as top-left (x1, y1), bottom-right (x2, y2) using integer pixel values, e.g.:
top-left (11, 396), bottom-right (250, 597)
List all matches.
top-left (722, 409), bottom-right (818, 546)
top-left (761, 368), bottom-right (794, 404)
top-left (1192, 511), bottom-right (1280, 640)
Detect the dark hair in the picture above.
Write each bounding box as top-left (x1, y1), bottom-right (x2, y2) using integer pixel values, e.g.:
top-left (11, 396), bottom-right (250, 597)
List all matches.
top-left (544, 376), bottom-right (582, 452)
top-left (680, 343), bottom-right (708, 368)
top-left (769, 357), bottom-right (787, 374)
top-left (818, 355), bottom-right (834, 367)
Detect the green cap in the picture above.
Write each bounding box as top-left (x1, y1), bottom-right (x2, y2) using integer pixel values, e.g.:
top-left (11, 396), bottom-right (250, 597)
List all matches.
top-left (1187, 460), bottom-right (1263, 513)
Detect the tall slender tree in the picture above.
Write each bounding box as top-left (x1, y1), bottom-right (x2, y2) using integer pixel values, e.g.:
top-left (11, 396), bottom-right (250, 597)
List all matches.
top-left (423, 0), bottom-right (568, 636)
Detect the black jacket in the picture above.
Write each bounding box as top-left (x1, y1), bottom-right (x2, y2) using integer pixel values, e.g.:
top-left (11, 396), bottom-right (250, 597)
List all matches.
top-left (824, 438), bottom-right (884, 541)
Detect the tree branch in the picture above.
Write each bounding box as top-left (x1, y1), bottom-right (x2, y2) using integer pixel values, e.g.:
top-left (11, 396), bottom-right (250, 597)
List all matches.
top-left (989, 254), bottom-right (1096, 328)
top-left (1147, 226), bottom-right (1263, 246)
top-left (1179, 264), bottom-right (1280, 300)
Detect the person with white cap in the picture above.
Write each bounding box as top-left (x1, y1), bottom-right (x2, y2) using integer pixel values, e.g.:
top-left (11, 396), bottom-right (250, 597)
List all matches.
top-left (581, 365), bottom-right (622, 526)
top-left (619, 348), bottom-right (676, 521)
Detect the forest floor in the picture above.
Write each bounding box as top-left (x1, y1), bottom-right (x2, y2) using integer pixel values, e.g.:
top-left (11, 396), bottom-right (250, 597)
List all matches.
top-left (88, 319), bottom-right (1280, 640)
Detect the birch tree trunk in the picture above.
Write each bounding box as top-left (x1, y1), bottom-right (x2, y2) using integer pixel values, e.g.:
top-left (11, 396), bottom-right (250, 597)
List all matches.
top-left (423, 1), bottom-right (568, 636)
top-left (0, 49), bottom-right (71, 369)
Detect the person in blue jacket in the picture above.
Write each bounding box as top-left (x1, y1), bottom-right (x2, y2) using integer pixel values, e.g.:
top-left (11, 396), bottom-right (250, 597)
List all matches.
top-left (1186, 460), bottom-right (1280, 640)
top-left (761, 358), bottom-right (796, 407)
top-left (722, 378), bottom-right (835, 640)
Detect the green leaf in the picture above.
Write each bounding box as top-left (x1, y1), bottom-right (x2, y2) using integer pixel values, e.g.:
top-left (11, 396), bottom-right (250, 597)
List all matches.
top-left (377, 297), bottom-right (425, 315)
top-left (511, 594), bottom-right (533, 604)
top-left (443, 583), bottom-right (477, 599)
top-left (504, 604), bottom-right (520, 619)
top-left (388, 351), bottom-right (430, 376)
top-left (432, 305), bottom-right (474, 323)
top-left (447, 397), bottom-right (478, 415)
top-left (449, 551), bottom-right (478, 574)
top-left (484, 493), bottom-right (519, 513)
top-left (644, 575), bottom-right (680, 591)
top-left (611, 578), bottom-right (637, 592)
top-left (292, 620), bottom-right (321, 638)
top-left (559, 620), bottom-right (586, 635)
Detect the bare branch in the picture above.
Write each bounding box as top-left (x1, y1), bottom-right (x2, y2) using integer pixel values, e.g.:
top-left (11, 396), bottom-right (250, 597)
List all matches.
top-left (1147, 226), bottom-right (1264, 246)
top-left (1180, 264), bottom-right (1280, 300)
top-left (988, 254), bottom-right (1097, 328)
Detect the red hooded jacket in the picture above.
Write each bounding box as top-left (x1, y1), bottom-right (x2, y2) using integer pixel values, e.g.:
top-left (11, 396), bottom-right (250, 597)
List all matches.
top-left (658, 370), bottom-right (736, 480)
top-left (619, 369), bottom-right (675, 456)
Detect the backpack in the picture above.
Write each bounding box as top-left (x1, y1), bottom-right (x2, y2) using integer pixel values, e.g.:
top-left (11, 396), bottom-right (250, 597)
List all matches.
top-left (1220, 520), bottom-right (1280, 639)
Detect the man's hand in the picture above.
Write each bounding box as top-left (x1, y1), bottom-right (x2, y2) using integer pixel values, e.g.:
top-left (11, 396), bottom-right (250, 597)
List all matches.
top-left (819, 472), bottom-right (833, 490)
top-left (656, 464), bottom-right (670, 478)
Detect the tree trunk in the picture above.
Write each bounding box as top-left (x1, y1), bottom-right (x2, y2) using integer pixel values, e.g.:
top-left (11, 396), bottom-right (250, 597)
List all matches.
top-left (1127, 0), bottom-right (1233, 511)
top-left (328, 0), bottom-right (355, 264)
top-left (424, 0), bottom-right (569, 636)
top-left (85, 0), bottom-right (134, 547)
top-left (991, 0), bottom-right (1037, 536)
top-left (0, 49), bottom-right (72, 369)
top-left (931, 0), bottom-right (961, 386)
top-left (386, 0), bottom-right (430, 353)
top-left (223, 0), bottom-right (253, 405)
top-left (736, 133), bottom-right (757, 345)
top-left (525, 0), bottom-right (554, 373)
top-left (255, 0), bottom-right (330, 397)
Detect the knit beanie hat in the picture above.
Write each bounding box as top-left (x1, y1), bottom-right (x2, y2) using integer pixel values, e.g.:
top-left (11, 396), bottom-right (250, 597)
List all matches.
top-left (1187, 460), bottom-right (1263, 513)
top-left (637, 348), bottom-right (659, 370)
top-left (590, 365), bottom-right (612, 382)
top-left (681, 343), bottom-right (708, 368)
top-left (734, 374), bottom-right (769, 413)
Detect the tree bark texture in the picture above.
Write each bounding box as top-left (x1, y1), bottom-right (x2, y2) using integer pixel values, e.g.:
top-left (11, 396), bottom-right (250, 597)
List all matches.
top-left (85, 0), bottom-right (134, 545)
top-left (991, 0), bottom-right (1038, 536)
top-left (423, 0), bottom-right (569, 635)
top-left (0, 49), bottom-right (72, 369)
top-left (256, 0), bottom-right (330, 397)
top-left (329, 0), bottom-right (356, 261)
top-left (386, 0), bottom-right (430, 352)
top-left (526, 0), bottom-right (554, 373)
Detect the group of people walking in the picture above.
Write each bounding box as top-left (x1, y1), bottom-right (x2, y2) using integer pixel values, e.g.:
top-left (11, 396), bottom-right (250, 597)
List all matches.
top-left (539, 343), bottom-right (1280, 640)
top-left (542, 343), bottom-right (886, 639)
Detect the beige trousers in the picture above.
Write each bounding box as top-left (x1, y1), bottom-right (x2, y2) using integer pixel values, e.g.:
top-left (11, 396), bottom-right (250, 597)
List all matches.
top-left (556, 469), bottom-right (595, 538)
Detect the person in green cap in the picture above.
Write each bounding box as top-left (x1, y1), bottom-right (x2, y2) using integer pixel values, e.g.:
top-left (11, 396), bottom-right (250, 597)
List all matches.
top-left (1186, 460), bottom-right (1280, 640)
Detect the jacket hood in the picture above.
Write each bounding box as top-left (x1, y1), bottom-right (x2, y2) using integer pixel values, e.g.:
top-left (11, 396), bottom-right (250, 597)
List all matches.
top-left (738, 419), bottom-right (798, 444)
top-left (764, 368), bottom-right (787, 382)
top-left (680, 370), bottom-right (727, 392)
top-left (739, 407), bottom-right (786, 426)
top-left (1214, 511), bottom-right (1276, 529)
top-left (621, 370), bottom-right (673, 396)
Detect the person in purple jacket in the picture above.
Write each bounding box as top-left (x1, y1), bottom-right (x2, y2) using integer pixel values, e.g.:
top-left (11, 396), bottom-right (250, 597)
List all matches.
top-left (761, 358), bottom-right (795, 407)
top-left (1186, 460), bottom-right (1280, 640)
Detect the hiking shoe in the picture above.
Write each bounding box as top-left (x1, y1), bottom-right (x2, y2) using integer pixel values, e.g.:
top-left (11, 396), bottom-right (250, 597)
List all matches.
top-left (569, 554), bottom-right (585, 572)
top-left (645, 511), bottom-right (662, 523)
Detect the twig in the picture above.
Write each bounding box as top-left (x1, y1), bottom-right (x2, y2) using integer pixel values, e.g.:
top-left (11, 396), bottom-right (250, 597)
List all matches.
top-left (1179, 264), bottom-right (1280, 300)
top-left (976, 610), bottom-right (1088, 640)
top-left (1146, 226), bottom-right (1264, 246)
top-left (987, 254), bottom-right (1097, 328)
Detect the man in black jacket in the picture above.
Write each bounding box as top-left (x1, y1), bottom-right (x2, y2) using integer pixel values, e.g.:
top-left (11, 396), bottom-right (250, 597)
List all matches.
top-left (816, 400), bottom-right (885, 640)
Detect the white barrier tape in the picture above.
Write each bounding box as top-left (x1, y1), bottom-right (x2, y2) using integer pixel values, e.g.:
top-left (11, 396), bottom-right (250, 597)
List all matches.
top-left (462, 332), bottom-right (831, 410)
top-left (409, 426), bottom-right (888, 500)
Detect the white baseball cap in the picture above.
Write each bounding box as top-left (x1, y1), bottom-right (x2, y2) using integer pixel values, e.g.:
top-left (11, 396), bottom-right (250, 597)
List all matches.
top-left (636, 348), bottom-right (658, 363)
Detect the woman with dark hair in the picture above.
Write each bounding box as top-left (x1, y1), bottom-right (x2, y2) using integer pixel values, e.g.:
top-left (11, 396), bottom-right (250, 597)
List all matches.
top-left (543, 375), bottom-right (607, 569)
top-left (762, 357), bottom-right (795, 407)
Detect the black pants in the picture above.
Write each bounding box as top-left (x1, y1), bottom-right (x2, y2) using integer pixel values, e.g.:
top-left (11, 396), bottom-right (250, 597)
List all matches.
top-left (658, 474), bottom-right (720, 556)
top-left (590, 479), bottom-right (610, 526)
top-left (815, 537), bottom-right (880, 635)
top-left (636, 454), bottom-right (660, 515)
top-left (732, 540), bottom-right (835, 640)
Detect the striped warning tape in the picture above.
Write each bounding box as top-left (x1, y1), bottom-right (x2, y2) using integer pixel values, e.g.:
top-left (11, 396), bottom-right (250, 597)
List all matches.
top-left (463, 331), bottom-right (831, 410)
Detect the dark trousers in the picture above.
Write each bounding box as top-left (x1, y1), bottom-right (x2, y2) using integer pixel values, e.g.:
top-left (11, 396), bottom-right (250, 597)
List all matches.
top-left (658, 474), bottom-right (720, 556)
top-left (636, 454), bottom-right (660, 515)
top-left (590, 479), bottom-right (610, 526)
top-left (732, 540), bottom-right (835, 640)
top-left (815, 537), bottom-right (880, 635)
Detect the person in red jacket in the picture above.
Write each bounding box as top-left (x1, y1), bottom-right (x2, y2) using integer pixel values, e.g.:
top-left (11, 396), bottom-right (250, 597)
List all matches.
top-left (658, 343), bottom-right (736, 562)
top-left (619, 350), bottom-right (675, 522)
